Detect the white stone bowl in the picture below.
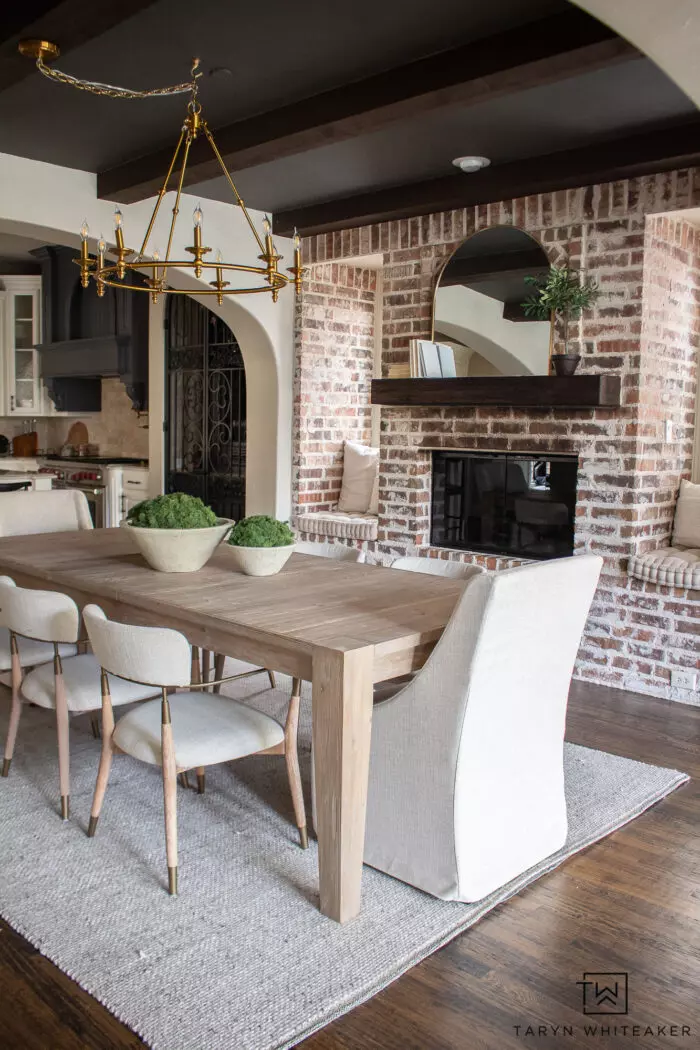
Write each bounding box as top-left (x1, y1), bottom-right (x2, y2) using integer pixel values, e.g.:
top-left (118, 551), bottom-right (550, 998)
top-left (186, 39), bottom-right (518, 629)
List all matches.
top-left (227, 543), bottom-right (295, 577)
top-left (121, 519), bottom-right (234, 573)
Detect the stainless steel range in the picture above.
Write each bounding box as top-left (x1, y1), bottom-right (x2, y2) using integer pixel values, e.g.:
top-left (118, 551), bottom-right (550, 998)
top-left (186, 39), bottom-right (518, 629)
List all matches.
top-left (39, 457), bottom-right (149, 528)
top-left (40, 461), bottom-right (107, 528)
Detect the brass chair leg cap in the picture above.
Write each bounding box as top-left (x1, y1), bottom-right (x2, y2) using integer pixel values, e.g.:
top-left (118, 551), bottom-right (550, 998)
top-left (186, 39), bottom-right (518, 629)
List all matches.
top-left (299, 826), bottom-right (309, 850)
top-left (87, 815), bottom-right (99, 838)
top-left (168, 866), bottom-right (178, 896)
top-left (1, 758), bottom-right (11, 777)
top-left (60, 795), bottom-right (70, 821)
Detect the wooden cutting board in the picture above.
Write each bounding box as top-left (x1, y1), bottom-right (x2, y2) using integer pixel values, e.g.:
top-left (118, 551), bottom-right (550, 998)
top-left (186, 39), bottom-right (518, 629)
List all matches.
top-left (67, 421), bottom-right (89, 447)
top-left (12, 432), bottom-right (38, 457)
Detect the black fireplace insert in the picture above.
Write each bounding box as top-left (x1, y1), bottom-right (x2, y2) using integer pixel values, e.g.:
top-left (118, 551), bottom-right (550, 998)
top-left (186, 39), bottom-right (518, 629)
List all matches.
top-left (430, 450), bottom-right (578, 560)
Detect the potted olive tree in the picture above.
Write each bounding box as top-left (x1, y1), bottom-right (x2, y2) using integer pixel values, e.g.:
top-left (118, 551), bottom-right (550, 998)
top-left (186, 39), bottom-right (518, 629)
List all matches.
top-left (123, 493), bottom-right (233, 573)
top-left (522, 265), bottom-right (600, 376)
top-left (227, 515), bottom-right (295, 576)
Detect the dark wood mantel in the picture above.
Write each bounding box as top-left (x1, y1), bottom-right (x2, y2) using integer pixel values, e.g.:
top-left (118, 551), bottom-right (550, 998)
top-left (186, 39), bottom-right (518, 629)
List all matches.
top-left (371, 375), bottom-right (621, 409)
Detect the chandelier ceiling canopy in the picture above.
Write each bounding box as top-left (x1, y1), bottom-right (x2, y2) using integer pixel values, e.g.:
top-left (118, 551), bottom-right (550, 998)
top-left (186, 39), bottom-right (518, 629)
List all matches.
top-left (19, 41), bottom-right (304, 305)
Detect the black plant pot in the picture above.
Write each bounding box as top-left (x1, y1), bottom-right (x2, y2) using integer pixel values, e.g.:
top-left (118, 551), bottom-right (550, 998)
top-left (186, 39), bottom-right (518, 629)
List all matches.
top-left (551, 353), bottom-right (581, 377)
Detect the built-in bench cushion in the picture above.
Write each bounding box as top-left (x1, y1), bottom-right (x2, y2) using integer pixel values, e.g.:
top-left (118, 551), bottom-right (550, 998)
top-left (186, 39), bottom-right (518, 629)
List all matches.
top-left (337, 441), bottom-right (379, 514)
top-left (296, 510), bottom-right (378, 542)
top-left (628, 547), bottom-right (700, 589)
top-left (672, 479), bottom-right (700, 548)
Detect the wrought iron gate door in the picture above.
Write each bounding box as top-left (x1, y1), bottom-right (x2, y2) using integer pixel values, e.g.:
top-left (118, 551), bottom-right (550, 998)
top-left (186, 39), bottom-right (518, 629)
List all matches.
top-left (165, 296), bottom-right (246, 521)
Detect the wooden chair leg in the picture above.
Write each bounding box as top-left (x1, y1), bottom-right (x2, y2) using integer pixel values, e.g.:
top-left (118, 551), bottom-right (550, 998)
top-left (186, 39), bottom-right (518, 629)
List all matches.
top-left (213, 653), bottom-right (225, 694)
top-left (88, 673), bottom-right (116, 838)
top-left (54, 649), bottom-right (70, 820)
top-left (201, 649), bottom-right (211, 688)
top-left (267, 670), bottom-right (277, 689)
top-left (178, 772), bottom-right (191, 790)
top-left (161, 690), bottom-right (178, 895)
top-left (2, 636), bottom-right (23, 777)
top-left (90, 714), bottom-right (101, 739)
top-left (284, 678), bottom-right (307, 848)
top-left (191, 647), bottom-right (201, 686)
top-left (196, 767), bottom-right (206, 794)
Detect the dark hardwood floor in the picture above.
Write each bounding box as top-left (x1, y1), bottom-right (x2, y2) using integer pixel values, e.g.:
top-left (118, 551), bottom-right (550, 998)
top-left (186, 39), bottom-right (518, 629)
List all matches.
top-left (0, 681), bottom-right (698, 1049)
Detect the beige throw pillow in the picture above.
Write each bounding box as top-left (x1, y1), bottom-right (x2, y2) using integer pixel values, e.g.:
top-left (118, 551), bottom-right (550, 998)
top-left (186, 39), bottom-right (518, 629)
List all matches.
top-left (672, 479), bottom-right (700, 548)
top-left (337, 441), bottom-right (379, 514)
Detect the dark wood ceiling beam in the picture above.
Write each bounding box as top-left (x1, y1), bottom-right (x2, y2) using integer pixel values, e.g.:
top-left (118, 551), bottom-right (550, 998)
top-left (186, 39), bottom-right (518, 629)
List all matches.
top-left (0, 1), bottom-right (160, 93)
top-left (275, 119), bottom-right (700, 237)
top-left (97, 9), bottom-right (638, 204)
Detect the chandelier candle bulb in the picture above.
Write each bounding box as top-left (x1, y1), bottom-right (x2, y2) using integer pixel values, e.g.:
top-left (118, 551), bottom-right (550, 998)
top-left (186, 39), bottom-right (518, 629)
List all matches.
top-left (212, 249), bottom-right (229, 305)
top-left (288, 226), bottom-right (304, 292)
top-left (78, 219), bottom-right (91, 286)
top-left (96, 234), bottom-right (107, 296)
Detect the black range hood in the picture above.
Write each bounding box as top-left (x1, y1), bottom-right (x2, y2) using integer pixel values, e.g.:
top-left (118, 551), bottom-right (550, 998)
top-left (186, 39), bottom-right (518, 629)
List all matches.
top-left (32, 245), bottom-right (149, 412)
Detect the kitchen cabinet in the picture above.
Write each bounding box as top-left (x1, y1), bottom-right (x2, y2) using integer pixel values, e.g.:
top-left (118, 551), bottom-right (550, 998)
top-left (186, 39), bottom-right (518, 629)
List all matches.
top-left (0, 276), bottom-right (45, 416)
top-left (107, 465), bottom-right (149, 526)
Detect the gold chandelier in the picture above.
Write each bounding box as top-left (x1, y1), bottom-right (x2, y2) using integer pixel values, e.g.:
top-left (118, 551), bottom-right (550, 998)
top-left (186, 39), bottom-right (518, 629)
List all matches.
top-left (19, 42), bottom-right (304, 305)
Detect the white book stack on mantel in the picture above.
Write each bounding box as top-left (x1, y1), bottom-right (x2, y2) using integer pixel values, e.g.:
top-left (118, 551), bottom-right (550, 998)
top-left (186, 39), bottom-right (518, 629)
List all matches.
top-left (409, 338), bottom-right (456, 378)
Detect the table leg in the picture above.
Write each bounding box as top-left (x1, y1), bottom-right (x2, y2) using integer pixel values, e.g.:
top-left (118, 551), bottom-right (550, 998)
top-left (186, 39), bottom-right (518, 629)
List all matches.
top-left (311, 646), bottom-right (374, 923)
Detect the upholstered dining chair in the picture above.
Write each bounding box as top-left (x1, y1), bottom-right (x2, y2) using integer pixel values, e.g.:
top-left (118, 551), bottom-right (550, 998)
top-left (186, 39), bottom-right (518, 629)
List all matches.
top-left (390, 555), bottom-right (483, 580)
top-left (0, 489), bottom-right (93, 536)
top-left (0, 578), bottom-right (159, 819)
top-left (377, 555), bottom-right (484, 698)
top-left (295, 539), bottom-right (366, 562)
top-left (363, 555), bottom-right (603, 902)
top-left (83, 605), bottom-right (308, 895)
top-left (0, 492), bottom-right (96, 729)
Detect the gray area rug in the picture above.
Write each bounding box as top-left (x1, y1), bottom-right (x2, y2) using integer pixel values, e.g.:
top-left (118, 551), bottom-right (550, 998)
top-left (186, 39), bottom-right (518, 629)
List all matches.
top-left (0, 668), bottom-right (689, 1050)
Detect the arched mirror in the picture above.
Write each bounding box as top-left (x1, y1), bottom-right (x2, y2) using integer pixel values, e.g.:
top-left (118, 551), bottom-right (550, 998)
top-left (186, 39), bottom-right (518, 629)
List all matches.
top-left (431, 227), bottom-right (552, 377)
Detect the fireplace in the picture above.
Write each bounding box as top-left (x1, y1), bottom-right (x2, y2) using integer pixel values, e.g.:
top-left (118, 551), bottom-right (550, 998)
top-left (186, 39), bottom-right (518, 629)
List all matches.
top-left (430, 450), bottom-right (578, 560)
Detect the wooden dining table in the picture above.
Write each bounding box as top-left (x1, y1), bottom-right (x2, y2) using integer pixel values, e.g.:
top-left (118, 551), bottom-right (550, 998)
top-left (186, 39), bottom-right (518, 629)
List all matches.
top-left (0, 529), bottom-right (465, 923)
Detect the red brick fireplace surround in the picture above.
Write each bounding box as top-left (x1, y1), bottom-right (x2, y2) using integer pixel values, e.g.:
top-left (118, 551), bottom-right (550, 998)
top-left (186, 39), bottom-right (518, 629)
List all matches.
top-left (293, 170), bottom-right (700, 704)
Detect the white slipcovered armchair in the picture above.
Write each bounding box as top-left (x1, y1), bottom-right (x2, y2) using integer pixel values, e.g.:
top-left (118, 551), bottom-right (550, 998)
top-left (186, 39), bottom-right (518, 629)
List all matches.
top-left (364, 554), bottom-right (602, 902)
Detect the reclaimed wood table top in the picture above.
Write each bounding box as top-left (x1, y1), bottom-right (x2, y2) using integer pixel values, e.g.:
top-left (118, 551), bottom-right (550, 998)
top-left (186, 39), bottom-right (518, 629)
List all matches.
top-left (0, 529), bottom-right (465, 680)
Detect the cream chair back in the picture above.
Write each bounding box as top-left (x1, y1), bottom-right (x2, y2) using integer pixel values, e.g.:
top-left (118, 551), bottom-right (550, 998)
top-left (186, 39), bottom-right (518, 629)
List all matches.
top-left (390, 555), bottom-right (483, 580)
top-left (295, 540), bottom-right (365, 563)
top-left (0, 490), bottom-right (94, 536)
top-left (365, 554), bottom-right (603, 901)
top-left (83, 605), bottom-right (192, 687)
top-left (0, 576), bottom-right (80, 643)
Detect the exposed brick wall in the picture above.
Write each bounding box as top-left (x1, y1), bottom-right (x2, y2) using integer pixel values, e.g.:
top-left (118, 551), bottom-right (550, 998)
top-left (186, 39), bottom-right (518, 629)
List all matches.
top-left (293, 263), bottom-right (376, 514)
top-left (295, 171), bottom-right (700, 704)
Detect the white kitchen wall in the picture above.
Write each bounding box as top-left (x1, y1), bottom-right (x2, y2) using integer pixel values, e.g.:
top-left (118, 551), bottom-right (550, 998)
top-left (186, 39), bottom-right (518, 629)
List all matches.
top-left (0, 379), bottom-right (148, 459)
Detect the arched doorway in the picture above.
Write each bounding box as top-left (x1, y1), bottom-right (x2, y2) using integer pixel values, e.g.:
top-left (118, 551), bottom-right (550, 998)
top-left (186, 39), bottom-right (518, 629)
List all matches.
top-left (165, 295), bottom-right (246, 521)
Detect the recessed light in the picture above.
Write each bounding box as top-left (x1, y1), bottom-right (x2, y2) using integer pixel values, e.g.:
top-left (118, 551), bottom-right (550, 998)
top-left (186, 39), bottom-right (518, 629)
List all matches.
top-left (452, 155), bottom-right (491, 173)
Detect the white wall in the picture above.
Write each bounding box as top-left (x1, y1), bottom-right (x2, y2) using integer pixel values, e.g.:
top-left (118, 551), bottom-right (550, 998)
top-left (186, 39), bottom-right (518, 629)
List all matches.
top-left (435, 284), bottom-right (551, 375)
top-left (573, 1), bottom-right (700, 107)
top-left (0, 151), bottom-right (296, 518)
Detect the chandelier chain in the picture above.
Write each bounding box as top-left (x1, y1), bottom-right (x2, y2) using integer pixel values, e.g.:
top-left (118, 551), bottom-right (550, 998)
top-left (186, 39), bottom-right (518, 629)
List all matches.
top-left (35, 54), bottom-right (202, 100)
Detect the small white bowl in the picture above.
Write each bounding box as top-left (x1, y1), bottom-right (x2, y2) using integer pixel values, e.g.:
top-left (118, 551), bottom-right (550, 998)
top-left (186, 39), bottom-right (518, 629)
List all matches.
top-left (227, 543), bottom-right (295, 577)
top-left (122, 518), bottom-right (234, 573)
